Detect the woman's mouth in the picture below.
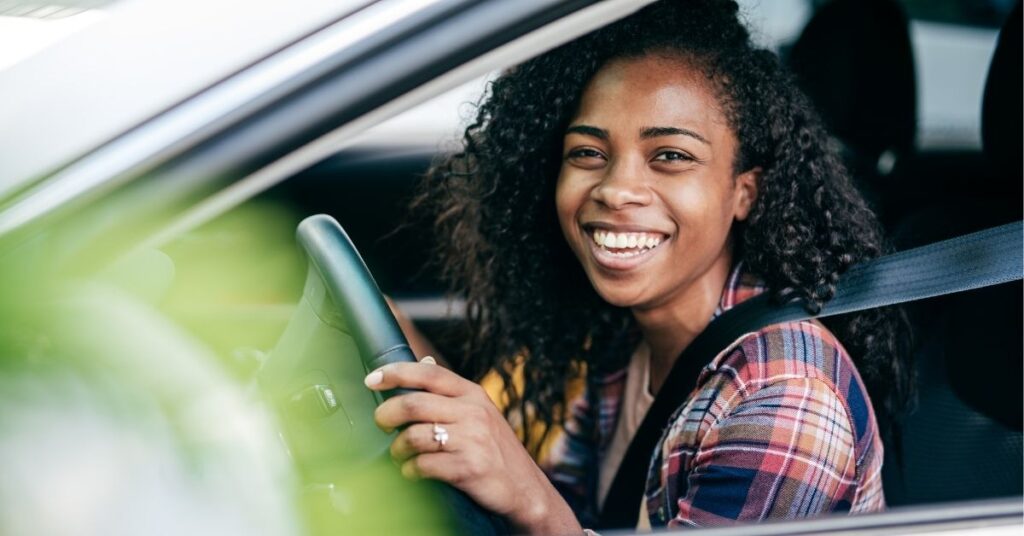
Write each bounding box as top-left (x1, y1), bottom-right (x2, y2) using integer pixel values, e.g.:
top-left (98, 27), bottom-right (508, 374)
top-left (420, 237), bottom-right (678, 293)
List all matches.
top-left (584, 227), bottom-right (669, 271)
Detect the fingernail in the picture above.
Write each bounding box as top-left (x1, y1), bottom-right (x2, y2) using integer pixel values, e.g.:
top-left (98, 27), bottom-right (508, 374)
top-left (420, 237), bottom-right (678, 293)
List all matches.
top-left (364, 369), bottom-right (383, 387)
top-left (421, 356), bottom-right (436, 365)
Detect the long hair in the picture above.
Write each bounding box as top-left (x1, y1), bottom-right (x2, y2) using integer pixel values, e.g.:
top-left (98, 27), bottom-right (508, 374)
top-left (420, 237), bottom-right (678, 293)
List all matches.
top-left (412, 0), bottom-right (913, 447)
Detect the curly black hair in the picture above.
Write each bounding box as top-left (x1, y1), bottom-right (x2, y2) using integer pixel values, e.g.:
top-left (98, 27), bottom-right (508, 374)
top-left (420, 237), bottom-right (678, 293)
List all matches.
top-left (413, 0), bottom-right (913, 449)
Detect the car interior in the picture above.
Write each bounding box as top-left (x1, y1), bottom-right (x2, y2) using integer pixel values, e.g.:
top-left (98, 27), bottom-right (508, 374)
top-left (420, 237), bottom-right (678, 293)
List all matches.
top-left (144, 0), bottom-right (1021, 526)
top-left (786, 0), bottom-right (1023, 505)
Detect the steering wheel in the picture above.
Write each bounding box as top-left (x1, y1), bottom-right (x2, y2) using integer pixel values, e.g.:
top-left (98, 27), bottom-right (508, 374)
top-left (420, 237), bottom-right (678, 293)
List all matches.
top-left (258, 214), bottom-right (506, 535)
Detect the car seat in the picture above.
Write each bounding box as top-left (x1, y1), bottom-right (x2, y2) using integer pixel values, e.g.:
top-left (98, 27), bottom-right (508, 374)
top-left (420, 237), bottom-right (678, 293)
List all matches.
top-left (786, 0), bottom-right (916, 225)
top-left (881, 2), bottom-right (1023, 505)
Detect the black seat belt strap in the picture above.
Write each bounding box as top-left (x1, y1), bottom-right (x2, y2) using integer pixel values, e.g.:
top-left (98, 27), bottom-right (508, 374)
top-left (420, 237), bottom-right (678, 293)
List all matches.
top-left (597, 221), bottom-right (1023, 528)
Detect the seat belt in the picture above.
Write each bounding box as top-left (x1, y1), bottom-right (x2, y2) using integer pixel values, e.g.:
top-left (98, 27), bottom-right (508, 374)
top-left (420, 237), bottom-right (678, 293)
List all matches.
top-left (597, 221), bottom-right (1023, 529)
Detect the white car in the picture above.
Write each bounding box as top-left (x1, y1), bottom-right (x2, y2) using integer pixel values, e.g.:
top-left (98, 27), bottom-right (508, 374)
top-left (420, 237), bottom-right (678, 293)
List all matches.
top-left (0, 1), bottom-right (1019, 535)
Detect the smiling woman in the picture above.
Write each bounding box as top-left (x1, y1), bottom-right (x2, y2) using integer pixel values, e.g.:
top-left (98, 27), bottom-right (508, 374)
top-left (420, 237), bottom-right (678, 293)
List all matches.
top-left (371, 0), bottom-right (914, 532)
top-left (556, 54), bottom-right (759, 348)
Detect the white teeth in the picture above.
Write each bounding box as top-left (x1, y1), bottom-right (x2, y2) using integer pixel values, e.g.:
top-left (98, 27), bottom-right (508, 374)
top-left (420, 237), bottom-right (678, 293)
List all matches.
top-left (590, 229), bottom-right (666, 251)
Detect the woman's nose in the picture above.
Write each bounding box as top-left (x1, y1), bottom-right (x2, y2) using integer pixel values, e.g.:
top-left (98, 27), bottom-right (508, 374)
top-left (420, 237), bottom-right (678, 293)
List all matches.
top-left (590, 161), bottom-right (653, 209)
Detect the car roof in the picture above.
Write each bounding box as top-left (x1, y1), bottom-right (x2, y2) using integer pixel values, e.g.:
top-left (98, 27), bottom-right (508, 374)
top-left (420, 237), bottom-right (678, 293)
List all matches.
top-left (0, 0), bottom-right (370, 195)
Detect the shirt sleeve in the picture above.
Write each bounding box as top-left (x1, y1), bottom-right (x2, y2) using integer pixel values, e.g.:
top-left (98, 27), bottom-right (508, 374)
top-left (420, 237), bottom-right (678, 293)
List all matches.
top-left (670, 377), bottom-right (859, 527)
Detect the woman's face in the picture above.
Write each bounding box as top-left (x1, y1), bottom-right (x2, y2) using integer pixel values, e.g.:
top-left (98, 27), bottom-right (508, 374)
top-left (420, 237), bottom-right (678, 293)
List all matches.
top-left (555, 54), bottom-right (758, 311)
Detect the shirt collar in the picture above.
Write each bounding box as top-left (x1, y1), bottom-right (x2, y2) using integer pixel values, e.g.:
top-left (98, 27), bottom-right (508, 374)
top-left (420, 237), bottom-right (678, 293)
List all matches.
top-left (711, 260), bottom-right (768, 320)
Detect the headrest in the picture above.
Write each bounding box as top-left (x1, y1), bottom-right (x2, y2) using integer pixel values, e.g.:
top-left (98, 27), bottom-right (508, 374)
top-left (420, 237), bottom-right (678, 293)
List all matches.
top-left (788, 0), bottom-right (916, 164)
top-left (982, 2), bottom-right (1022, 180)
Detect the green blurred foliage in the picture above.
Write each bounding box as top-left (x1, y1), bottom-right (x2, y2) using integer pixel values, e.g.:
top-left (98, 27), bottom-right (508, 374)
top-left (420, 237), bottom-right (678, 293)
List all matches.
top-left (0, 201), bottom-right (455, 535)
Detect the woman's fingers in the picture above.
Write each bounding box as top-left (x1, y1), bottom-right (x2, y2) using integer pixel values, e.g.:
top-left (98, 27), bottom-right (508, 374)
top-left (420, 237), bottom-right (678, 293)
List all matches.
top-left (364, 360), bottom-right (471, 397)
top-left (374, 391), bottom-right (463, 432)
top-left (391, 422), bottom-right (456, 462)
top-left (401, 452), bottom-right (472, 484)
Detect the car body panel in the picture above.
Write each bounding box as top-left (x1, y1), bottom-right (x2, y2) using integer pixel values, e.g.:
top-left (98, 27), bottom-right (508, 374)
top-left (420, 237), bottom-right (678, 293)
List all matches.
top-left (0, 0), bottom-right (371, 192)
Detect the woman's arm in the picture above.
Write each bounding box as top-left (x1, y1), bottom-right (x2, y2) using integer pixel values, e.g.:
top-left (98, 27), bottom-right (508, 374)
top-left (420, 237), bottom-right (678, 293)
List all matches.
top-left (384, 295), bottom-right (449, 367)
top-left (667, 377), bottom-right (858, 527)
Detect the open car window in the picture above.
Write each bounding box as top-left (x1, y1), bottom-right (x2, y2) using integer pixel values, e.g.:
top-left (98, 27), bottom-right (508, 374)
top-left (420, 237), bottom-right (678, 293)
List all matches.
top-left (0, 0), bottom-right (1019, 534)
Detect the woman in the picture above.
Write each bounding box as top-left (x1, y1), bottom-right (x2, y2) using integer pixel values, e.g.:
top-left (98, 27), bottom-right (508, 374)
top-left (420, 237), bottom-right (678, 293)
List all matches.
top-left (365, 0), bottom-right (912, 533)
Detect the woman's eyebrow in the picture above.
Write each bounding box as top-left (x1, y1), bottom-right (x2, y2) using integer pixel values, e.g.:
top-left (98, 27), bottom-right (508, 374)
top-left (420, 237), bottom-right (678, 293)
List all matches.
top-left (640, 126), bottom-right (710, 145)
top-left (565, 124), bottom-right (609, 140)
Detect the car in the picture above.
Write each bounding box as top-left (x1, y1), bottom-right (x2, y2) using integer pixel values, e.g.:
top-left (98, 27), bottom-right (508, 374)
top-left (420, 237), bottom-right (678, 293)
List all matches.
top-left (0, 0), bottom-right (1019, 534)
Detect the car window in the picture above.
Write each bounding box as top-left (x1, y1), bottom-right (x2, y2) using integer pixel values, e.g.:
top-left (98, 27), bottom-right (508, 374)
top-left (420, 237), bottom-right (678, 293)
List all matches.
top-left (363, 0), bottom-right (1010, 155)
top-left (899, 0), bottom-right (1017, 27)
top-left (912, 20), bottom-right (998, 148)
top-left (361, 0), bottom-right (819, 151)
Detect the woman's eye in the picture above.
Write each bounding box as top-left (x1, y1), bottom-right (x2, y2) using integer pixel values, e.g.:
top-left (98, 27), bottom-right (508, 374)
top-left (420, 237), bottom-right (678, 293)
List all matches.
top-left (653, 150), bottom-right (694, 162)
top-left (567, 148), bottom-right (605, 160)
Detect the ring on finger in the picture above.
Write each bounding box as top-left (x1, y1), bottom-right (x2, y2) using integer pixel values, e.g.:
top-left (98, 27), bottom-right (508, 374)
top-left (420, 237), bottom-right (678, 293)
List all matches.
top-left (432, 422), bottom-right (449, 451)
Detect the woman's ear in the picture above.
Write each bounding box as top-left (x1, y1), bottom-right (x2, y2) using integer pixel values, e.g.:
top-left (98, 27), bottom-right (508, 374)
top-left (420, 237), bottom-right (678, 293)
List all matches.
top-left (733, 167), bottom-right (761, 221)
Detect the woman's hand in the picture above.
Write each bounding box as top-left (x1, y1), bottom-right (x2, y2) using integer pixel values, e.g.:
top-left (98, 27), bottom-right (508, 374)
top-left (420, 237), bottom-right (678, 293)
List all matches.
top-left (364, 359), bottom-right (582, 535)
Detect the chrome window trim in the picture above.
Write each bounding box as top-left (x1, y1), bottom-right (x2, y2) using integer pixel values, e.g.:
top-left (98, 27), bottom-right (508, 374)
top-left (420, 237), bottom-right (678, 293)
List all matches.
top-left (0, 0), bottom-right (447, 238)
top-left (138, 0), bottom-right (656, 251)
top-left (646, 497), bottom-right (1023, 536)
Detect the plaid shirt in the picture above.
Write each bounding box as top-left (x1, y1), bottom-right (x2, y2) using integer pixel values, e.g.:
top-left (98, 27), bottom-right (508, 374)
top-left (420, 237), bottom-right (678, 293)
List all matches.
top-left (483, 262), bottom-right (885, 528)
